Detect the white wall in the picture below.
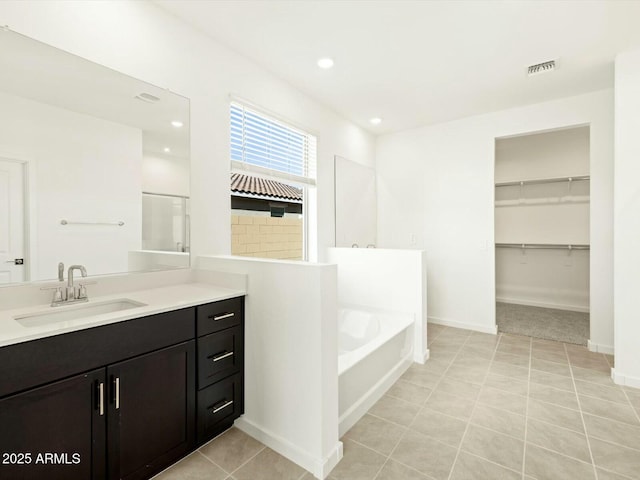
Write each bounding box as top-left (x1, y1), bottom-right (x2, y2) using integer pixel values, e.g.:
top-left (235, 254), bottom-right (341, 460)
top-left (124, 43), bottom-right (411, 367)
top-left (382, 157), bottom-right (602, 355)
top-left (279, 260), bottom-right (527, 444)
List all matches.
top-left (495, 248), bottom-right (590, 312)
top-left (142, 153), bottom-right (189, 197)
top-left (613, 48), bottom-right (640, 387)
top-left (495, 127), bottom-right (591, 312)
top-left (0, 0), bottom-right (376, 264)
top-left (495, 127), bottom-right (590, 182)
top-left (0, 91), bottom-right (142, 281)
top-left (195, 255), bottom-right (339, 479)
top-left (377, 89), bottom-right (613, 351)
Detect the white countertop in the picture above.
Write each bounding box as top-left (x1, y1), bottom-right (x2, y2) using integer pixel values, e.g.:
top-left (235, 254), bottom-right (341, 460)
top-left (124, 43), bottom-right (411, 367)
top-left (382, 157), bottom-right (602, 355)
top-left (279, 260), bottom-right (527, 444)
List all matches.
top-left (0, 282), bottom-right (245, 348)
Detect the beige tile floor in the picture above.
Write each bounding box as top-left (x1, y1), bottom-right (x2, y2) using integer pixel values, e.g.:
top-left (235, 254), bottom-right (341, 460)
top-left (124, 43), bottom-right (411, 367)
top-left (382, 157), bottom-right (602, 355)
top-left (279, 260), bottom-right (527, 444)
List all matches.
top-left (154, 324), bottom-right (640, 480)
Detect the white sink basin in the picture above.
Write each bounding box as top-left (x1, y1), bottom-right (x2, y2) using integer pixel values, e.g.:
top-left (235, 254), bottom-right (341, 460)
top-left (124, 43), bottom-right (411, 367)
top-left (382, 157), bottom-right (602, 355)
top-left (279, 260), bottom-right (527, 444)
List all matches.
top-left (14, 299), bottom-right (147, 328)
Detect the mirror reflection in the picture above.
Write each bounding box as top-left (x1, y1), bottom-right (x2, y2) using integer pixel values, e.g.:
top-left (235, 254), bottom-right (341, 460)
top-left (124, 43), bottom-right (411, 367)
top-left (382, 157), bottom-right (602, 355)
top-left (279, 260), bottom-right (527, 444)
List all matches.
top-left (0, 30), bottom-right (190, 285)
top-left (334, 156), bottom-right (376, 248)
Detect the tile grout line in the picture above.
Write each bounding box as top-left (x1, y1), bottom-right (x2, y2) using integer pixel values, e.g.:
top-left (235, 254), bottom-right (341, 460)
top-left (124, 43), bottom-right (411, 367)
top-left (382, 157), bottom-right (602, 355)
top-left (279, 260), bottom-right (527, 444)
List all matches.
top-left (226, 444), bottom-right (267, 478)
top-left (564, 342), bottom-right (599, 480)
top-left (419, 335), bottom-right (640, 468)
top-left (455, 450), bottom-right (523, 476)
top-left (427, 323), bottom-right (448, 346)
top-left (582, 429), bottom-right (640, 454)
top-left (445, 331), bottom-right (503, 480)
top-left (370, 324), bottom-right (458, 480)
top-left (527, 395), bottom-right (640, 427)
top-left (194, 427), bottom-right (268, 477)
top-left (525, 442), bottom-right (601, 468)
top-left (353, 436), bottom-right (439, 480)
top-left (348, 327), bottom-right (629, 480)
top-left (377, 326), bottom-right (473, 480)
top-left (346, 436), bottom-right (407, 463)
top-left (596, 466), bottom-right (637, 480)
top-left (456, 354), bottom-right (637, 468)
top-left (531, 365), bottom-right (617, 391)
top-left (621, 388), bottom-right (640, 425)
top-left (194, 449), bottom-right (238, 476)
top-left (521, 335), bottom-right (532, 480)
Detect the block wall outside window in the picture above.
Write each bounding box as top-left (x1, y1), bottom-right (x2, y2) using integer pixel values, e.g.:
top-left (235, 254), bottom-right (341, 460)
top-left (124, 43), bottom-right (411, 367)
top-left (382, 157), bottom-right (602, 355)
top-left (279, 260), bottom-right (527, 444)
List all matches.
top-left (231, 213), bottom-right (303, 260)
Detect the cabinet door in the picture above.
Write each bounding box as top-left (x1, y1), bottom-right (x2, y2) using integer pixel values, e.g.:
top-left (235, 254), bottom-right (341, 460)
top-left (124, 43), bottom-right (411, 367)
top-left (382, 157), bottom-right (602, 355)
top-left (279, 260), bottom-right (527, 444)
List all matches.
top-left (0, 369), bottom-right (106, 480)
top-left (107, 341), bottom-right (195, 480)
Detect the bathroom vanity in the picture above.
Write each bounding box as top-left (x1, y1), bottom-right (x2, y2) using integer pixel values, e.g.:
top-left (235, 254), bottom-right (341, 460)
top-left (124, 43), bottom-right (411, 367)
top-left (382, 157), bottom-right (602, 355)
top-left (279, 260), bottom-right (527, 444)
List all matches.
top-left (0, 287), bottom-right (245, 480)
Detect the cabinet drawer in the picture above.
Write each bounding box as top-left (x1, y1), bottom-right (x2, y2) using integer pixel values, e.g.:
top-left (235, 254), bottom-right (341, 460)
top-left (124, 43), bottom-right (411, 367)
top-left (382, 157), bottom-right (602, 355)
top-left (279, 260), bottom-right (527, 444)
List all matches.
top-left (198, 326), bottom-right (244, 389)
top-left (196, 297), bottom-right (243, 337)
top-left (197, 373), bottom-right (243, 444)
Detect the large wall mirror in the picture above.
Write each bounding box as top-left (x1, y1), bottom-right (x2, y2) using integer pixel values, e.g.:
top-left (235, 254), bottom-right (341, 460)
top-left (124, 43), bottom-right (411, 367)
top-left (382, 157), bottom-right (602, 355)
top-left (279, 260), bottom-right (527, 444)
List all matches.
top-left (0, 30), bottom-right (190, 285)
top-left (334, 156), bottom-right (377, 248)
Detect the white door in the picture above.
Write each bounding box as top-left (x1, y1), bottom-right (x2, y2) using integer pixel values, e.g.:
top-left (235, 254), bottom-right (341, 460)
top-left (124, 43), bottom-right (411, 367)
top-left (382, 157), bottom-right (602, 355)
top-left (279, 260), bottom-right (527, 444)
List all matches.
top-left (0, 159), bottom-right (25, 283)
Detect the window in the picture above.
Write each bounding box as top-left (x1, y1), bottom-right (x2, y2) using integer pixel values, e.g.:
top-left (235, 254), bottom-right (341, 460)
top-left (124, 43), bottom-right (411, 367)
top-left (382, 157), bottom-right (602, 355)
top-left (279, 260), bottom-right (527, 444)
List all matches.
top-left (230, 102), bottom-right (316, 185)
top-left (230, 101), bottom-right (316, 261)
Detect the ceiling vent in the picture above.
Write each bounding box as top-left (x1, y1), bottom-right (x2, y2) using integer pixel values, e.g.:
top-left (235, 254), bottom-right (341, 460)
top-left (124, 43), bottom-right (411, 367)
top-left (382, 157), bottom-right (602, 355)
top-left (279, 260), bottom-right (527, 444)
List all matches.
top-left (527, 60), bottom-right (556, 76)
top-left (134, 92), bottom-right (160, 103)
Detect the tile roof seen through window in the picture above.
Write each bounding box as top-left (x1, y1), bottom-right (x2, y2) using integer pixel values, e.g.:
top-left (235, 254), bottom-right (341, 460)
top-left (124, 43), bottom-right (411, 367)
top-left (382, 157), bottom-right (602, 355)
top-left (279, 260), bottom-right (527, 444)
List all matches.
top-left (231, 173), bottom-right (302, 201)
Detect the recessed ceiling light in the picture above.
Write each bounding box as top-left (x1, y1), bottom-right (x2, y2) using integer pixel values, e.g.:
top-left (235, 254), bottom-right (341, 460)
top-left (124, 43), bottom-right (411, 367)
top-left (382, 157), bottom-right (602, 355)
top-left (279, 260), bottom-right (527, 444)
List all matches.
top-left (171, 120), bottom-right (183, 128)
top-left (369, 117), bottom-right (382, 125)
top-left (163, 147), bottom-right (171, 153)
top-left (135, 92), bottom-right (160, 103)
top-left (317, 57), bottom-right (334, 69)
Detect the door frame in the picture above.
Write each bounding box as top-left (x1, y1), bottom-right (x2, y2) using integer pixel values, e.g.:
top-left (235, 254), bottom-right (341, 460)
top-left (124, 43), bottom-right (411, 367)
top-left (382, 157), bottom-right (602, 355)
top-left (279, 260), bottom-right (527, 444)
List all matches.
top-left (492, 123), bottom-right (592, 340)
top-left (0, 147), bottom-right (36, 283)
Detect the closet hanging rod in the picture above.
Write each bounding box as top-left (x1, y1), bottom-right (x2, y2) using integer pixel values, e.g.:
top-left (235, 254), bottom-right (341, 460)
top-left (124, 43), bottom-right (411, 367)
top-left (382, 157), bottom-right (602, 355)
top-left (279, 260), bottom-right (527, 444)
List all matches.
top-left (60, 219), bottom-right (125, 227)
top-left (495, 243), bottom-right (589, 250)
top-left (495, 175), bottom-right (590, 188)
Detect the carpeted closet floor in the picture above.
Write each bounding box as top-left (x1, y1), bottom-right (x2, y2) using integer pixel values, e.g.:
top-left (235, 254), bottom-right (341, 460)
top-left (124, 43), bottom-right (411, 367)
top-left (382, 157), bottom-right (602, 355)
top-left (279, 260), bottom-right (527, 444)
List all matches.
top-left (496, 302), bottom-right (589, 346)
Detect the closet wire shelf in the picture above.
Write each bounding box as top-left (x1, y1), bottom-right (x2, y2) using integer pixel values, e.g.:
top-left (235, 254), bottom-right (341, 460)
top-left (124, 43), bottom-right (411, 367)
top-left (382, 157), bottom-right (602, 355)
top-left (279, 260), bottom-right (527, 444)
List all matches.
top-left (495, 175), bottom-right (590, 188)
top-left (495, 243), bottom-right (589, 251)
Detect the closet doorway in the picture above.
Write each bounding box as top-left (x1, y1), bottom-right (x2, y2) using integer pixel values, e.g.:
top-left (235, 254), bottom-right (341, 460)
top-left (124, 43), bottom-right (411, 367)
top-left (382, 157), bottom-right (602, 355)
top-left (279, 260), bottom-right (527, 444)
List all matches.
top-left (494, 126), bottom-right (590, 345)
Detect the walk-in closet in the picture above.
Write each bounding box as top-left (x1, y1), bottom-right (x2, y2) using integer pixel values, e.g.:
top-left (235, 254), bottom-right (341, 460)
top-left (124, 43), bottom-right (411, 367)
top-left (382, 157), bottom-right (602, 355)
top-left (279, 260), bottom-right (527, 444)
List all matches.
top-left (494, 126), bottom-right (590, 345)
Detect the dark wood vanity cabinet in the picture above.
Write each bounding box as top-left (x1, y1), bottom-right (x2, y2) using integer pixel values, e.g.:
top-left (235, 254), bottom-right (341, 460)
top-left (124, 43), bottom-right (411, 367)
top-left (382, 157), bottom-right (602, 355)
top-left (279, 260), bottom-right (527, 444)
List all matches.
top-left (0, 369), bottom-right (106, 480)
top-left (106, 341), bottom-right (196, 480)
top-left (0, 296), bottom-right (244, 480)
top-left (195, 297), bottom-right (245, 444)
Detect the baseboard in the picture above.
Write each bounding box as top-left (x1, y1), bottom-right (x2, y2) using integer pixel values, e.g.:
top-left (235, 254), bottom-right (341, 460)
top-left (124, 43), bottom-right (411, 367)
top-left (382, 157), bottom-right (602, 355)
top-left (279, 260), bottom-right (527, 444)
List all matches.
top-left (234, 417), bottom-right (342, 479)
top-left (496, 296), bottom-right (589, 313)
top-left (428, 316), bottom-right (498, 335)
top-left (414, 348), bottom-right (429, 364)
top-left (611, 368), bottom-right (640, 389)
top-left (338, 352), bottom-right (413, 437)
top-left (587, 340), bottom-right (615, 355)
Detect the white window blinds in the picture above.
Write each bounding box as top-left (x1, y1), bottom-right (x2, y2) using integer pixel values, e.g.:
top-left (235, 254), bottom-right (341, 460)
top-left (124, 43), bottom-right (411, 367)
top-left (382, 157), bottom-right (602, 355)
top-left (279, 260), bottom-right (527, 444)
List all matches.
top-left (230, 102), bottom-right (317, 185)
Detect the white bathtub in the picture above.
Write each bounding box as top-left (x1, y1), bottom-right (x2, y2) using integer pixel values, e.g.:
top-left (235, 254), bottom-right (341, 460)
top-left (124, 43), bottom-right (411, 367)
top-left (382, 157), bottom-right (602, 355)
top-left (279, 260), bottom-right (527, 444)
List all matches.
top-left (338, 306), bottom-right (414, 436)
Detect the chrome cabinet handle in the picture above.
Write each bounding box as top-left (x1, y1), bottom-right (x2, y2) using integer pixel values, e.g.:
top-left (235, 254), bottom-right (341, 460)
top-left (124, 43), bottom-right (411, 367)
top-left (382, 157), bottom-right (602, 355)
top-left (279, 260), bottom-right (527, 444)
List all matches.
top-left (211, 351), bottom-right (234, 362)
top-left (115, 377), bottom-right (120, 410)
top-left (98, 382), bottom-right (104, 416)
top-left (210, 312), bottom-right (234, 321)
top-left (211, 400), bottom-right (234, 414)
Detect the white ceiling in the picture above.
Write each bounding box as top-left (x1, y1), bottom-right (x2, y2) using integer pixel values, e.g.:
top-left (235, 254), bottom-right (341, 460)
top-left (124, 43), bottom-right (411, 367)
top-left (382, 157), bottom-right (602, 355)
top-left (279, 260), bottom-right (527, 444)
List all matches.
top-left (155, 0), bottom-right (640, 135)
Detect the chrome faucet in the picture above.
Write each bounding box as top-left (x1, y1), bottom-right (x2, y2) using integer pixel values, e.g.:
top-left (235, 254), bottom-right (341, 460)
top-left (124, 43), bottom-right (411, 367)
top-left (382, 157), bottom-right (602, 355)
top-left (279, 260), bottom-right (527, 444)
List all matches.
top-left (43, 263), bottom-right (93, 306)
top-left (67, 265), bottom-right (88, 301)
